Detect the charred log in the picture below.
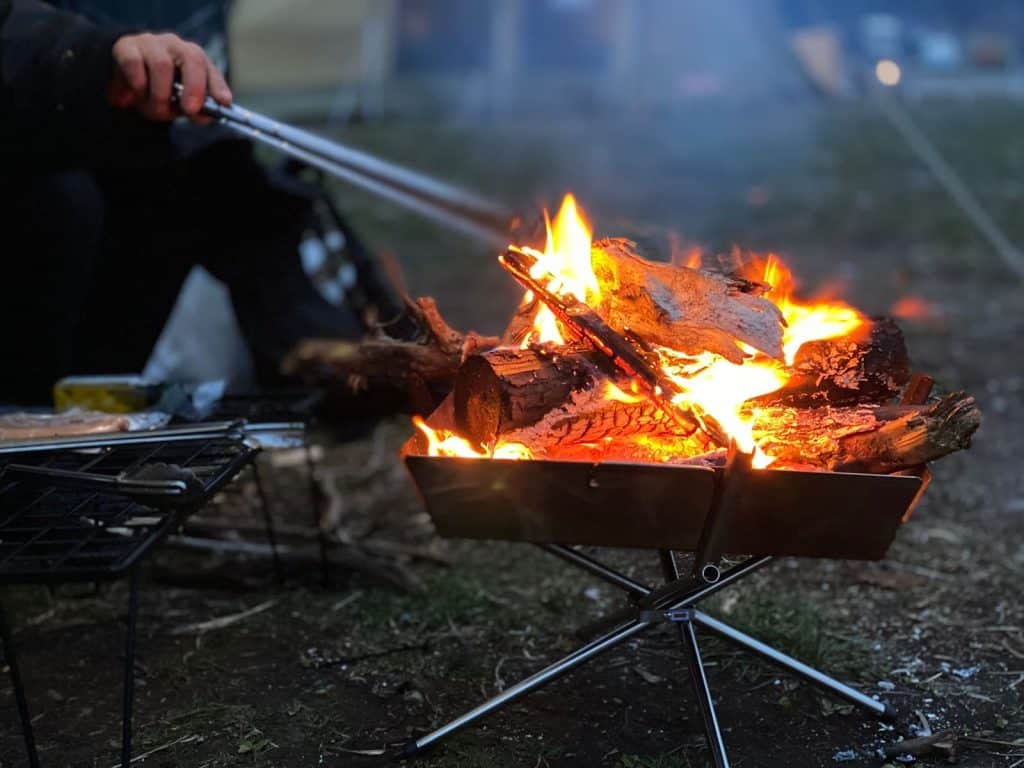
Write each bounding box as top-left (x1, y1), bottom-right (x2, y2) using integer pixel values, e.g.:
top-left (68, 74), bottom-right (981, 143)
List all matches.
top-left (751, 318), bottom-right (912, 408)
top-left (752, 392), bottom-right (981, 472)
top-left (453, 344), bottom-right (605, 446)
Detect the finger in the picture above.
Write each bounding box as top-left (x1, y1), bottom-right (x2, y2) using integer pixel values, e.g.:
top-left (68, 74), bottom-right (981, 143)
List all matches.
top-left (206, 59), bottom-right (233, 106)
top-left (108, 70), bottom-right (139, 108)
top-left (142, 37), bottom-right (175, 120)
top-left (175, 41), bottom-right (208, 116)
top-left (112, 37), bottom-right (147, 97)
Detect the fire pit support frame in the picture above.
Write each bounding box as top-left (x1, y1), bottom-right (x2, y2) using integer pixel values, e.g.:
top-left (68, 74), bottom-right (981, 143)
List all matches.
top-left (402, 455), bottom-right (897, 764)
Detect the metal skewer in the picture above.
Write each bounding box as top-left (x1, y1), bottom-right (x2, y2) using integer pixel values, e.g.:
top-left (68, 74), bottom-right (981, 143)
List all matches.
top-left (176, 85), bottom-right (515, 246)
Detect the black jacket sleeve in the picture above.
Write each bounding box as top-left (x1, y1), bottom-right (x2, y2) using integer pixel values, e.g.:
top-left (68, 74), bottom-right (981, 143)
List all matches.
top-left (0, 0), bottom-right (169, 171)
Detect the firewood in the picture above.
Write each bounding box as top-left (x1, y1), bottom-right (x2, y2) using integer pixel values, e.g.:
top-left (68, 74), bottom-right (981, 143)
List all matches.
top-left (500, 384), bottom-right (713, 457)
top-left (751, 318), bottom-right (911, 407)
top-left (590, 238), bottom-right (785, 363)
top-left (281, 296), bottom-right (498, 402)
top-left (500, 247), bottom-right (725, 445)
top-left (453, 344), bottom-right (606, 446)
top-left (752, 392), bottom-right (981, 472)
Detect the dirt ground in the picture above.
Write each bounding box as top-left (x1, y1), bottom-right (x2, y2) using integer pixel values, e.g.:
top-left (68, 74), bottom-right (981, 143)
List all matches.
top-left (2, 101), bottom-right (1023, 767)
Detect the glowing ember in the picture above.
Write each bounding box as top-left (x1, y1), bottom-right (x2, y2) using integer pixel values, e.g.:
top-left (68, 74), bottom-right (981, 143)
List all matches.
top-left (602, 381), bottom-right (645, 404)
top-left (891, 295), bottom-right (940, 322)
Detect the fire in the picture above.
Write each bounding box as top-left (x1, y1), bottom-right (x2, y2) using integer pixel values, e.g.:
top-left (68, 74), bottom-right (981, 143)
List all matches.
top-left (752, 255), bottom-right (864, 365)
top-left (413, 416), bottom-right (533, 460)
top-left (416, 196), bottom-right (870, 469)
top-left (518, 195), bottom-right (597, 347)
top-left (602, 380), bottom-right (645, 404)
top-left (652, 254), bottom-right (865, 466)
top-left (656, 349), bottom-right (787, 467)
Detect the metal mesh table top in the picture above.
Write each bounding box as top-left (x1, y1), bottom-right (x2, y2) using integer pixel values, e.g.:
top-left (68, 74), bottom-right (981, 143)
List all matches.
top-left (0, 431), bottom-right (258, 584)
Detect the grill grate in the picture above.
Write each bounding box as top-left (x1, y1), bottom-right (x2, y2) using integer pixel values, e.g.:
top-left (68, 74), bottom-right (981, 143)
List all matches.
top-left (0, 433), bottom-right (257, 583)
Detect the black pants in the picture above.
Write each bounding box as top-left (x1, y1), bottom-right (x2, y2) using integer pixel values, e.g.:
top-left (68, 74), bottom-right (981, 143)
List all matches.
top-left (0, 139), bottom-right (362, 405)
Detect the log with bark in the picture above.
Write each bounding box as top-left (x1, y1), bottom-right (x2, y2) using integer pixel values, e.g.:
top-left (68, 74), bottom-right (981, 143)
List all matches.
top-left (751, 317), bottom-right (912, 408)
top-left (282, 296), bottom-right (498, 413)
top-left (452, 344), bottom-right (708, 452)
top-left (751, 391), bottom-right (981, 473)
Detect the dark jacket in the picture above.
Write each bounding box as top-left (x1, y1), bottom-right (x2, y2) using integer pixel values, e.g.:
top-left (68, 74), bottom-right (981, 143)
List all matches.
top-left (0, 0), bottom-right (168, 171)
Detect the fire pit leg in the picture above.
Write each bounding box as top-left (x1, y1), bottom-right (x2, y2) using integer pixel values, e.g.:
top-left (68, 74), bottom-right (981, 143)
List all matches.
top-left (691, 610), bottom-right (895, 719)
top-left (678, 618), bottom-right (730, 768)
top-left (402, 614), bottom-right (653, 756)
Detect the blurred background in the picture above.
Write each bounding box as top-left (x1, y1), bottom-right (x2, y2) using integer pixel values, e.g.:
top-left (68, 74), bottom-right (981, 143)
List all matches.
top-left (61, 0), bottom-right (1024, 387)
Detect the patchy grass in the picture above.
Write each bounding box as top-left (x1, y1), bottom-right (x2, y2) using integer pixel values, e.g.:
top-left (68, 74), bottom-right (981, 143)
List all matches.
top-left (618, 753), bottom-right (694, 768)
top-left (705, 592), bottom-right (873, 678)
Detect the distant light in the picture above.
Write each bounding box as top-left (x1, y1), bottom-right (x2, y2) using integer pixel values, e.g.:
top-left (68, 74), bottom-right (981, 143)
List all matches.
top-left (875, 59), bottom-right (902, 86)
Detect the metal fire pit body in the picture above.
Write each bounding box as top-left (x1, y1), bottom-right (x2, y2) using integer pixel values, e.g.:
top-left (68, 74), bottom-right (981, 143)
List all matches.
top-left (405, 456), bottom-right (923, 560)
top-left (401, 453), bottom-right (927, 766)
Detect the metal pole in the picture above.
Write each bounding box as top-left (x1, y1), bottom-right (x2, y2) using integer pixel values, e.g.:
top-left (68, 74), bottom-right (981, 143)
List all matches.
top-left (0, 599), bottom-right (39, 768)
top-left (251, 463), bottom-right (283, 583)
top-left (305, 444), bottom-right (330, 587)
top-left (121, 567), bottom-right (140, 768)
top-left (183, 87), bottom-right (515, 247)
top-left (692, 610), bottom-right (892, 719)
top-left (679, 620), bottom-right (730, 768)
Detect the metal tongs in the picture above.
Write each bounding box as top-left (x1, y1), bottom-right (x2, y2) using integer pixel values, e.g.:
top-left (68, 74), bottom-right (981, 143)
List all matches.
top-left (174, 84), bottom-right (516, 246)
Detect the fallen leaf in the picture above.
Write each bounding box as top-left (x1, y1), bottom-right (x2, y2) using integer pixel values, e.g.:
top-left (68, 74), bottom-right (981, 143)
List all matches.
top-left (634, 666), bottom-right (665, 685)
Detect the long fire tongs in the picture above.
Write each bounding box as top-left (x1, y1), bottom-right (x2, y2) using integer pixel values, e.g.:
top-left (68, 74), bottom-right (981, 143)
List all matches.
top-left (174, 84), bottom-right (515, 246)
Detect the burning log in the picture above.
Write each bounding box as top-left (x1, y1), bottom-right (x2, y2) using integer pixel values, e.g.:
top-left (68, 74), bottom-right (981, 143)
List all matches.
top-left (501, 391), bottom-right (711, 457)
top-left (453, 342), bottom-right (715, 451)
top-left (751, 318), bottom-right (912, 408)
top-left (500, 247), bottom-right (727, 446)
top-left (453, 344), bottom-right (605, 446)
top-left (752, 391), bottom-right (981, 473)
top-left (590, 238), bottom-right (786, 363)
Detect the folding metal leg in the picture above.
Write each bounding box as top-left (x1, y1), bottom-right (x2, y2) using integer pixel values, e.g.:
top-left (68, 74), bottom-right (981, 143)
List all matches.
top-left (121, 566), bottom-right (140, 768)
top-left (0, 598), bottom-right (40, 768)
top-left (692, 610), bottom-right (894, 719)
top-left (404, 614), bottom-right (651, 755)
top-left (403, 556), bottom-right (768, 757)
top-left (251, 463), bottom-right (283, 583)
top-left (678, 619), bottom-right (729, 768)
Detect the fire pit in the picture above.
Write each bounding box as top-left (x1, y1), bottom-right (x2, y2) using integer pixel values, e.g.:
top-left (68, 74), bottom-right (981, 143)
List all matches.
top-left (299, 194), bottom-right (979, 764)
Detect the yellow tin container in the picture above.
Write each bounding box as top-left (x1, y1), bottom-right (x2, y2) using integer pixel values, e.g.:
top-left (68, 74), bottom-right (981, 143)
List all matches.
top-left (53, 376), bottom-right (160, 413)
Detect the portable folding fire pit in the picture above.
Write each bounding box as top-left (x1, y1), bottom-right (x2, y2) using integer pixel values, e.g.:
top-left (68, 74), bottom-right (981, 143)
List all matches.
top-left (375, 197), bottom-right (981, 764)
top-left (403, 446), bottom-right (929, 765)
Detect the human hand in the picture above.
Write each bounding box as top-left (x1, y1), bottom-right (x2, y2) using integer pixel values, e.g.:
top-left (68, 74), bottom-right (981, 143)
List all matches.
top-left (109, 32), bottom-right (232, 122)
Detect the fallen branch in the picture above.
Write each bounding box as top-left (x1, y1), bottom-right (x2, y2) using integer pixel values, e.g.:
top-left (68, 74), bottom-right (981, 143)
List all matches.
top-left (170, 599), bottom-right (277, 636)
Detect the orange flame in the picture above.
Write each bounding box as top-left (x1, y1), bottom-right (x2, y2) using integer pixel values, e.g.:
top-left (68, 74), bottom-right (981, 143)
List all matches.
top-left (752, 255), bottom-right (865, 365)
top-left (413, 416), bottom-right (533, 460)
top-left (518, 195), bottom-right (596, 347)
